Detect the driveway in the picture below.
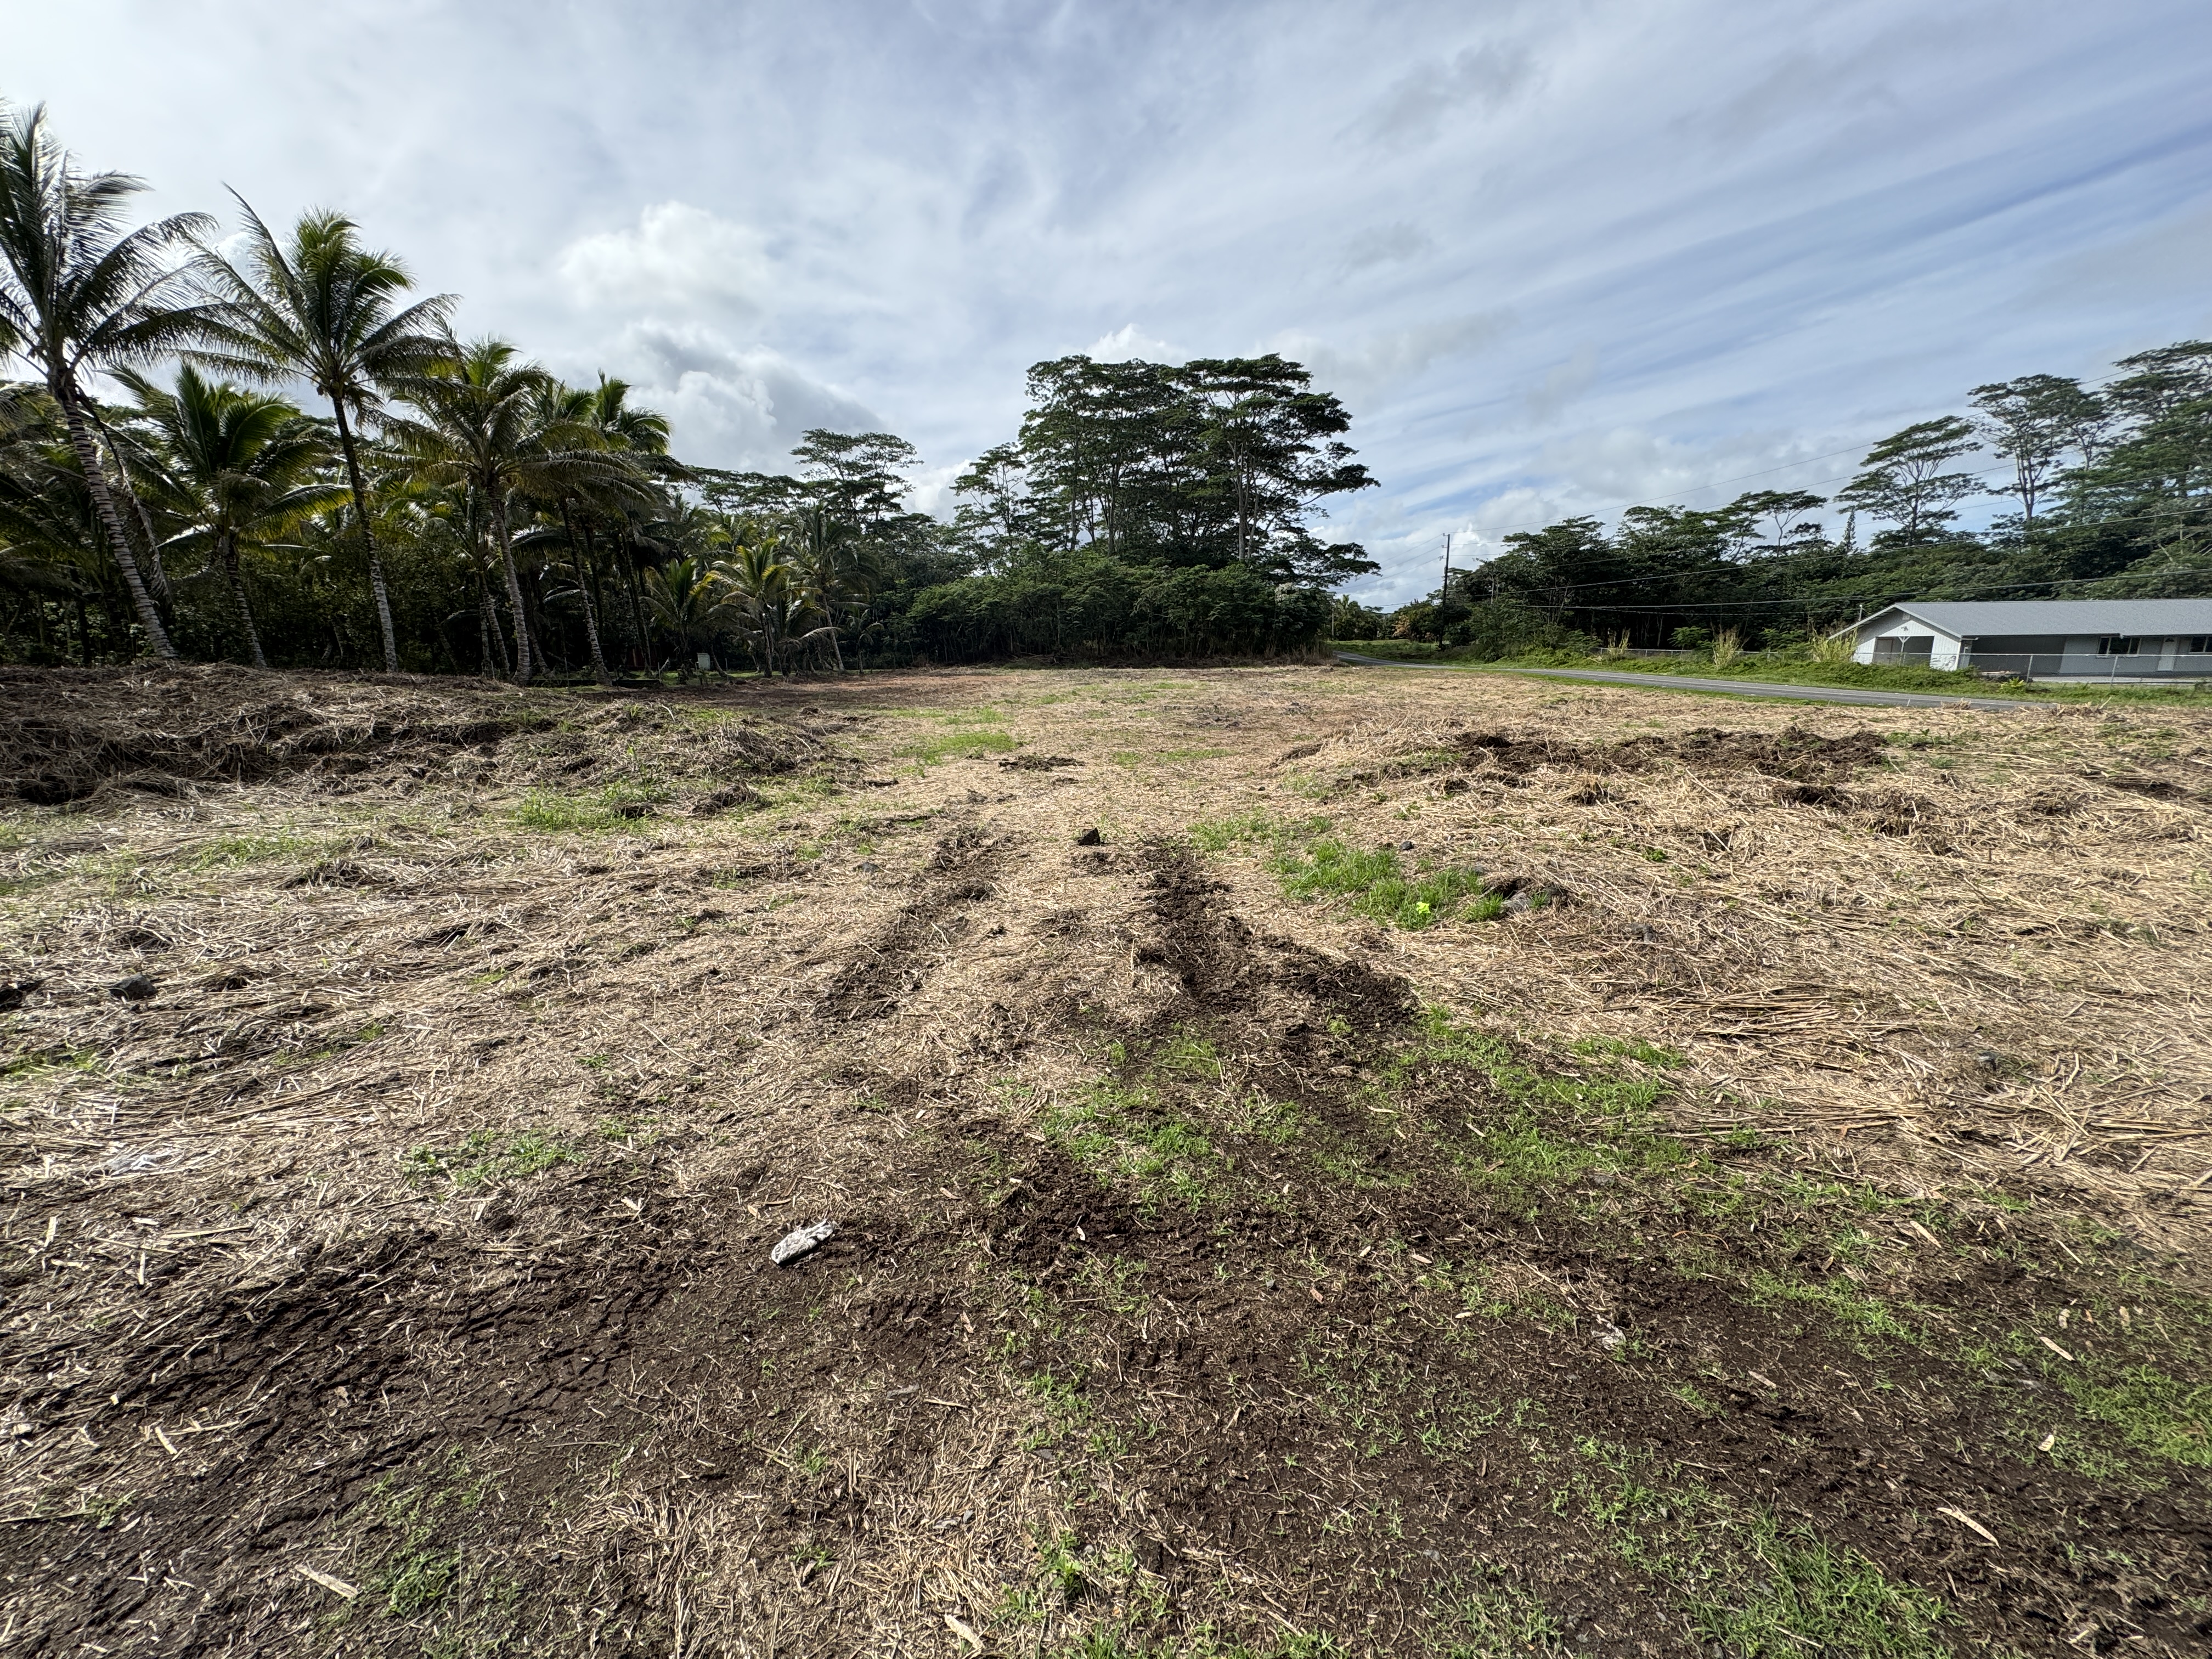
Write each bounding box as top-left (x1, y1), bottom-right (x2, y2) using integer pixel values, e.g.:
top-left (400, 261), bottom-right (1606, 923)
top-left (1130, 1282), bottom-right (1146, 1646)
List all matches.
top-left (1331, 652), bottom-right (2053, 712)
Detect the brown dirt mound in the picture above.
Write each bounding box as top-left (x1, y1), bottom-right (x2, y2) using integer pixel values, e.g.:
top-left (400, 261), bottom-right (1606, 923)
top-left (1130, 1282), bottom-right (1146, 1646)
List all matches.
top-left (1455, 723), bottom-right (1889, 784)
top-left (819, 825), bottom-right (1009, 1020)
top-left (0, 665), bottom-right (822, 805)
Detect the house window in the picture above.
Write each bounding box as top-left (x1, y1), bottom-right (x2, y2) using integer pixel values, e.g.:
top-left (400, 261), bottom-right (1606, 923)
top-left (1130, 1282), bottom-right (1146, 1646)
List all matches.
top-left (2097, 637), bottom-right (2142, 657)
top-left (2190, 636), bottom-right (2211, 653)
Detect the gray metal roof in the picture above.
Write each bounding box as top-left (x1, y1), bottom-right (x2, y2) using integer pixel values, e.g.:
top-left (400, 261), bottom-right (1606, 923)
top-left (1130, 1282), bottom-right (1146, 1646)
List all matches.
top-left (1846, 599), bottom-right (2212, 638)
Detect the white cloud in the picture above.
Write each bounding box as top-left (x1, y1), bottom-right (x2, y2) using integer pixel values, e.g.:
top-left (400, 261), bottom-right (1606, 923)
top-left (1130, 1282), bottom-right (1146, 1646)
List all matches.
top-left (12, 0), bottom-right (2209, 588)
top-left (557, 201), bottom-right (772, 315)
top-left (1085, 323), bottom-right (1183, 363)
top-left (2022, 202), bottom-right (2212, 312)
top-left (597, 321), bottom-right (881, 472)
top-left (904, 462), bottom-right (968, 519)
top-left (1276, 313), bottom-right (1511, 409)
top-left (1361, 40), bottom-right (1539, 146)
top-left (1525, 343), bottom-right (1599, 424)
top-left (1339, 221), bottom-right (1438, 276)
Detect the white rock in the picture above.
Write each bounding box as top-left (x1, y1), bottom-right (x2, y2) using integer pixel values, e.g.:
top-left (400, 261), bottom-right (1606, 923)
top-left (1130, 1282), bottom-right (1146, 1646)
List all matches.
top-left (771, 1220), bottom-right (836, 1266)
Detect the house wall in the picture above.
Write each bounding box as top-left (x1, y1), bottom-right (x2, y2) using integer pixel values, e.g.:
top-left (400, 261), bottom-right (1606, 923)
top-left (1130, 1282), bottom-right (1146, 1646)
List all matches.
top-left (1848, 620), bottom-right (2212, 679)
top-left (1850, 614), bottom-right (1962, 669)
top-left (1954, 634), bottom-right (2073, 676)
top-left (1959, 634), bottom-right (2212, 679)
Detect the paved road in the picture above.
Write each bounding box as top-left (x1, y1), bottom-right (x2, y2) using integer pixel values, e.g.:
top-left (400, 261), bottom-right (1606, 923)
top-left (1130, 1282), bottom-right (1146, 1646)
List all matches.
top-left (1331, 652), bottom-right (2053, 712)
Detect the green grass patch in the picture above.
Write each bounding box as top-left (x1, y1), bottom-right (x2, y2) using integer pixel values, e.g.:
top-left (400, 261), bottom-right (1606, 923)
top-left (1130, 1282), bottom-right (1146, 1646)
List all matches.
top-left (193, 831), bottom-right (317, 867)
top-left (322, 1451), bottom-right (529, 1647)
top-left (1193, 812), bottom-right (1516, 932)
top-left (1041, 1077), bottom-right (1226, 1212)
top-left (2056, 1362), bottom-right (2212, 1468)
top-left (906, 728), bottom-right (1018, 765)
top-left (404, 1128), bottom-right (573, 1189)
top-left (1747, 1269), bottom-right (1920, 1347)
top-left (1431, 1568), bottom-right (1578, 1657)
top-left (1189, 811), bottom-right (1278, 851)
top-left (511, 783), bottom-right (666, 832)
top-left (1333, 641), bottom-right (2212, 707)
top-left (1571, 1035), bottom-right (1684, 1067)
top-left (1275, 839), bottom-right (1501, 930)
top-left (1564, 1444), bottom-right (1951, 1659)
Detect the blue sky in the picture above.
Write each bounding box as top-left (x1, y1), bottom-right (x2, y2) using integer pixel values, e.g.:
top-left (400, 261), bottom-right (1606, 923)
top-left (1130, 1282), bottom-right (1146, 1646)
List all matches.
top-left (15, 0), bottom-right (2212, 601)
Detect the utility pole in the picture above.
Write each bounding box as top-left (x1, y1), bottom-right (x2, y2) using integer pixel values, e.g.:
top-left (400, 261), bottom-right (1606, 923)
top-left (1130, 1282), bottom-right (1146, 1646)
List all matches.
top-left (1441, 532), bottom-right (1452, 604)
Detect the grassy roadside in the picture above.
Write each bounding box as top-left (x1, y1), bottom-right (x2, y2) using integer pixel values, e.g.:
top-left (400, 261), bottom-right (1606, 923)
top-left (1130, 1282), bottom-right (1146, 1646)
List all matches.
top-left (1330, 640), bottom-right (2212, 706)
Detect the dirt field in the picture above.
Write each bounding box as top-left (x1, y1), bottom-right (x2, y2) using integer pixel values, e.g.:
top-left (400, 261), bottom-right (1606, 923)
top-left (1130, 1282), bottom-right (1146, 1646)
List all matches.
top-left (3, 661), bottom-right (2209, 1659)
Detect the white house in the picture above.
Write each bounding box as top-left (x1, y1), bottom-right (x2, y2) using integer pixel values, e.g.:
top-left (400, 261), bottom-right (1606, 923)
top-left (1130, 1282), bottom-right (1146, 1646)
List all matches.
top-left (1833, 600), bottom-right (2212, 680)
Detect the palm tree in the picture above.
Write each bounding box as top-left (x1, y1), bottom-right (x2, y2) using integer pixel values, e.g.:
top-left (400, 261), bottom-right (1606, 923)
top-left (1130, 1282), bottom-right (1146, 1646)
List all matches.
top-left (0, 103), bottom-right (215, 657)
top-left (383, 338), bottom-right (627, 684)
top-left (520, 376), bottom-right (670, 686)
top-left (0, 387), bottom-right (104, 660)
top-left (712, 530), bottom-right (800, 677)
top-left (120, 365), bottom-right (345, 668)
top-left (786, 504), bottom-right (889, 671)
top-left (640, 555), bottom-right (731, 675)
top-left (193, 200), bottom-right (453, 673)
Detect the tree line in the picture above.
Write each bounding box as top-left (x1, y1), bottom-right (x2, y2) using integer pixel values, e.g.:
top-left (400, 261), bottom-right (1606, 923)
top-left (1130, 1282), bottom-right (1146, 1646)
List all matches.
top-left (1340, 345), bottom-right (2212, 654)
top-left (0, 103), bottom-right (1376, 678)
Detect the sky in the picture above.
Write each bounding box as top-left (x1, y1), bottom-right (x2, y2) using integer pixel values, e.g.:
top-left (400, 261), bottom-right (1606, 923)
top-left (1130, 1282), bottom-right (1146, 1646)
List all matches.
top-left (13, 0), bottom-right (2212, 602)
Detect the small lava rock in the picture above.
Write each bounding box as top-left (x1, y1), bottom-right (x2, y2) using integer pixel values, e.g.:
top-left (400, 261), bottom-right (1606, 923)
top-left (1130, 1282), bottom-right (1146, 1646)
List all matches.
top-left (1075, 827), bottom-right (1104, 847)
top-left (109, 974), bottom-right (157, 1002)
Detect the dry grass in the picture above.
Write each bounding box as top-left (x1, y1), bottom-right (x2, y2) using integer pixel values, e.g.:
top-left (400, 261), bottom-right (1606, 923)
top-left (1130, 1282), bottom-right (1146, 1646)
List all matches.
top-left (2, 661), bottom-right (2209, 1658)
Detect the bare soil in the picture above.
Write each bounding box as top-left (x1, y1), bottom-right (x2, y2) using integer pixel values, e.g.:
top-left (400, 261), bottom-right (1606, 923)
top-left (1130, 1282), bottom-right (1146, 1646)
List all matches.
top-left (3, 662), bottom-right (2210, 1658)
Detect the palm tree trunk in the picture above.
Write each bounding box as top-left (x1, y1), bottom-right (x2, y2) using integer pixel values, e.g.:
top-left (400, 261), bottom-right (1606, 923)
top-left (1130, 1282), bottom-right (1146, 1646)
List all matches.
top-left (579, 518), bottom-right (621, 673)
top-left (489, 488), bottom-right (533, 684)
top-left (478, 578), bottom-right (508, 678)
top-left (625, 551), bottom-right (650, 665)
top-left (56, 382), bottom-right (173, 658)
top-left (329, 399), bottom-right (400, 673)
top-left (220, 530), bottom-right (268, 670)
top-left (84, 402), bottom-right (173, 606)
top-left (559, 501), bottom-right (612, 686)
top-left (87, 404), bottom-right (172, 602)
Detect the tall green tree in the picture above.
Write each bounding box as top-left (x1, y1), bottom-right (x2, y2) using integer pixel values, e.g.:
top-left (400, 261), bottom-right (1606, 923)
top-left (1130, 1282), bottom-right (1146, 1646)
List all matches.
top-left (194, 201), bottom-right (453, 672)
top-left (785, 502), bottom-right (888, 670)
top-left (0, 387), bottom-right (109, 660)
top-left (1836, 417), bottom-right (1982, 542)
top-left (565, 374), bottom-right (676, 681)
top-left (0, 102), bottom-right (215, 657)
top-left (1970, 374), bottom-right (2104, 522)
top-left (384, 338), bottom-right (628, 684)
top-left (712, 531), bottom-right (799, 676)
top-left (639, 554), bottom-right (729, 674)
top-left (1180, 355), bottom-right (1376, 578)
top-left (120, 365), bottom-right (345, 668)
top-left (791, 429), bottom-right (919, 526)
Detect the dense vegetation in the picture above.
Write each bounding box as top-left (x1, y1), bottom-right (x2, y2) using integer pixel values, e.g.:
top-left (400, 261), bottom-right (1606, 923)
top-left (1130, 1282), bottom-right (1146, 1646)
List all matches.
top-left (0, 103), bottom-right (1375, 676)
top-left (8, 97), bottom-right (2206, 681)
top-left (1345, 346), bottom-right (2212, 657)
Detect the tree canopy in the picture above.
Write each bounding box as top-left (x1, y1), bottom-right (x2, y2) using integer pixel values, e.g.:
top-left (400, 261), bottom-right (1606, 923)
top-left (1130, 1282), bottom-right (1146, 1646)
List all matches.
top-left (1364, 340), bottom-right (2212, 656)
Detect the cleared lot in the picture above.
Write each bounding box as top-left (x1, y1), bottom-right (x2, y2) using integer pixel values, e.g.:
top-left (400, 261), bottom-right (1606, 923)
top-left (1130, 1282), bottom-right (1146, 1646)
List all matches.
top-left (3, 662), bottom-right (2209, 1657)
